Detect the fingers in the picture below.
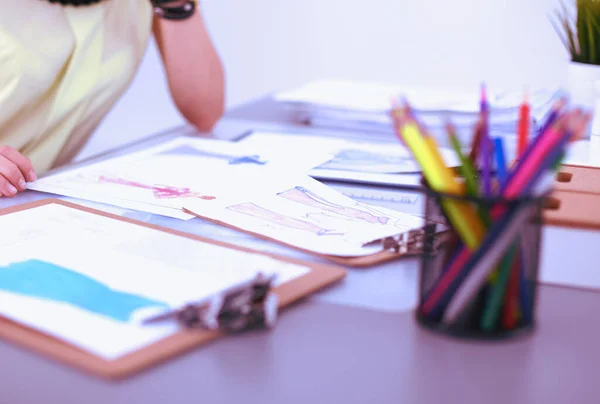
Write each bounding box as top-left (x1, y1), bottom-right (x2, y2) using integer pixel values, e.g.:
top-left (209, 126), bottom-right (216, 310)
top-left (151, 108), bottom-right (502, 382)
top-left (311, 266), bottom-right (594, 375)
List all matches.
top-left (0, 155), bottom-right (26, 196)
top-left (0, 145), bottom-right (36, 182)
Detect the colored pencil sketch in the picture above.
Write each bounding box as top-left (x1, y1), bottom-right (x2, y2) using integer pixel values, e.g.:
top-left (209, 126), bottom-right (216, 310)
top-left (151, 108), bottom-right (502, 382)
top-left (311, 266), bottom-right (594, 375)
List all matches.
top-left (226, 202), bottom-right (344, 236)
top-left (317, 148), bottom-right (415, 173)
top-left (277, 186), bottom-right (412, 229)
top-left (0, 260), bottom-right (167, 323)
top-left (97, 176), bottom-right (216, 200)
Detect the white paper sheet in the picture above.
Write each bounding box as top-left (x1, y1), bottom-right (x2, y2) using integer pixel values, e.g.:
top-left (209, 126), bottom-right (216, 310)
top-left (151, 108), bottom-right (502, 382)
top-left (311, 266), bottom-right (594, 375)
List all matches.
top-left (183, 173), bottom-right (425, 257)
top-left (0, 203), bottom-right (310, 359)
top-left (237, 130), bottom-right (458, 185)
top-left (28, 137), bottom-right (333, 220)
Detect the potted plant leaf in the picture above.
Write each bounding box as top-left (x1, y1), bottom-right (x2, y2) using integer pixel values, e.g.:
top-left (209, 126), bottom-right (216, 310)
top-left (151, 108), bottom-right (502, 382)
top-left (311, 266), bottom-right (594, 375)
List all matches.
top-left (551, 0), bottom-right (600, 109)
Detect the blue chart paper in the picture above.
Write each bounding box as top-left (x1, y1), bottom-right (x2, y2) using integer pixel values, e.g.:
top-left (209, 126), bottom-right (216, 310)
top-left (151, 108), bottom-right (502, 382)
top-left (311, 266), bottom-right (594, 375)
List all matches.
top-left (0, 260), bottom-right (167, 322)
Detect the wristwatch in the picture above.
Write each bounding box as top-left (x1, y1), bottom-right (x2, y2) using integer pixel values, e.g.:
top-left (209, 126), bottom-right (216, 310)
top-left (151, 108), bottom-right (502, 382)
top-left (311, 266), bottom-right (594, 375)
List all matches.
top-left (151, 0), bottom-right (196, 20)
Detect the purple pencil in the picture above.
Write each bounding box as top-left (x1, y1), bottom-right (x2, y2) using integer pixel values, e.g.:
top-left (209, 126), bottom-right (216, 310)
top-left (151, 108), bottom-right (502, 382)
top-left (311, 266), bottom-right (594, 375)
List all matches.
top-left (538, 97), bottom-right (567, 136)
top-left (479, 84), bottom-right (491, 195)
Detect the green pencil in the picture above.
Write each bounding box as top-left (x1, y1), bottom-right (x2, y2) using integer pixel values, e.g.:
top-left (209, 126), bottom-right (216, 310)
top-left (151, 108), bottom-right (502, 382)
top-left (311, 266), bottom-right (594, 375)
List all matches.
top-left (446, 122), bottom-right (491, 226)
top-left (480, 246), bottom-right (518, 331)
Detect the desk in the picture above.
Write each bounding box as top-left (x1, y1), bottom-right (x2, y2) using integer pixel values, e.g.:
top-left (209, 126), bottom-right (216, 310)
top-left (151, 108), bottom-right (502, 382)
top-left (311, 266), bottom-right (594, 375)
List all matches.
top-left (1, 100), bottom-right (600, 404)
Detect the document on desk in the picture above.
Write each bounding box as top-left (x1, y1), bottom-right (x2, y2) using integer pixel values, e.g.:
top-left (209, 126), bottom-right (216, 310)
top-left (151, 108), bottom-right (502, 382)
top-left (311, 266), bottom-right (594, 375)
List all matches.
top-left (0, 203), bottom-right (310, 360)
top-left (182, 173), bottom-right (425, 257)
top-left (237, 130), bottom-right (458, 186)
top-left (28, 137), bottom-right (333, 220)
top-left (274, 79), bottom-right (558, 137)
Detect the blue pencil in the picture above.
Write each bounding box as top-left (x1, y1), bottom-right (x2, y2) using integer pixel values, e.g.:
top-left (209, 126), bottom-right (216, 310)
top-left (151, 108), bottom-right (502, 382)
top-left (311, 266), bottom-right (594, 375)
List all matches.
top-left (493, 137), bottom-right (507, 182)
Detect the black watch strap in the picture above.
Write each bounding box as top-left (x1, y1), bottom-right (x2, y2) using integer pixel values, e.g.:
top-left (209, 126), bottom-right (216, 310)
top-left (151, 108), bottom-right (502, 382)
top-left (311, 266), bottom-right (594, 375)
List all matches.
top-left (152, 0), bottom-right (196, 20)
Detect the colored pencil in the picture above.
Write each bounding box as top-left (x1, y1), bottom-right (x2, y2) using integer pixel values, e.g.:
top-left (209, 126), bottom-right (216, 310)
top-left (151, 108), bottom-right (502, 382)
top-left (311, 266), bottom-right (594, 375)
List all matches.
top-left (517, 92), bottom-right (530, 158)
top-left (493, 137), bottom-right (508, 182)
top-left (447, 122), bottom-right (479, 197)
top-left (469, 118), bottom-right (484, 164)
top-left (538, 97), bottom-right (567, 135)
top-left (502, 254), bottom-right (521, 329)
top-left (480, 245), bottom-right (517, 330)
top-left (479, 84), bottom-right (492, 195)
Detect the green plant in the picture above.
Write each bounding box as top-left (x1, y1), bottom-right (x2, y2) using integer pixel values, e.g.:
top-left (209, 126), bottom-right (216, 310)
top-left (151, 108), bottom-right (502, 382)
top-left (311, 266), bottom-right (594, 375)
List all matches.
top-left (552, 0), bottom-right (600, 65)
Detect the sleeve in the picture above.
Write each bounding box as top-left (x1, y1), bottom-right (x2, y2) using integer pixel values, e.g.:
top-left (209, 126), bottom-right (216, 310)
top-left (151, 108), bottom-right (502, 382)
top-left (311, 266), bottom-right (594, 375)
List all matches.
top-left (0, 27), bottom-right (21, 126)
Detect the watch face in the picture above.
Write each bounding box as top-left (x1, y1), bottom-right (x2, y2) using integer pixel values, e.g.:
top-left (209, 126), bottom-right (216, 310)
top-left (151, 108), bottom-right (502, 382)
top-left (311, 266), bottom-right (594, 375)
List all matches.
top-left (263, 294), bottom-right (279, 328)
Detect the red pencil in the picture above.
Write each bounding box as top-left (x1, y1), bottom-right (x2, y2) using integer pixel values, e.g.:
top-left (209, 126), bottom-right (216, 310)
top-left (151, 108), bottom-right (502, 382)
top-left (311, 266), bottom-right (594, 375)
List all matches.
top-left (502, 251), bottom-right (520, 329)
top-left (517, 92), bottom-right (530, 158)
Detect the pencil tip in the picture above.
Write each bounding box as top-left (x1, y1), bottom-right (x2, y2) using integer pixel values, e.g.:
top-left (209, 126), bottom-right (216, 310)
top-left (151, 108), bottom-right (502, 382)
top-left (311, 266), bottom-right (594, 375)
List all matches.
top-left (554, 97), bottom-right (567, 110)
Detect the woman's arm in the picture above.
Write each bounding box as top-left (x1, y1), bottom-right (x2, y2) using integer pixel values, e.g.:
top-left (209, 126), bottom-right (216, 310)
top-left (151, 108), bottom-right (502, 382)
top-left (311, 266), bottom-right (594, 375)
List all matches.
top-left (153, 4), bottom-right (225, 131)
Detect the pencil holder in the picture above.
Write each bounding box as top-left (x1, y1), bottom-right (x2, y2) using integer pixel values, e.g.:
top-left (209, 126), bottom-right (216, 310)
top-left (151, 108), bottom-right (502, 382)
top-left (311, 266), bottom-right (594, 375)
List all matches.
top-left (416, 180), bottom-right (545, 340)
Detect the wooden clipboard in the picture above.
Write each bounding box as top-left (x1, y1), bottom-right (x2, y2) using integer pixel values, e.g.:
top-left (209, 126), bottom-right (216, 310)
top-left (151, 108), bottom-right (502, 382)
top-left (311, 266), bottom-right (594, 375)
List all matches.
top-left (182, 207), bottom-right (429, 268)
top-left (0, 199), bottom-right (346, 380)
top-left (544, 164), bottom-right (600, 229)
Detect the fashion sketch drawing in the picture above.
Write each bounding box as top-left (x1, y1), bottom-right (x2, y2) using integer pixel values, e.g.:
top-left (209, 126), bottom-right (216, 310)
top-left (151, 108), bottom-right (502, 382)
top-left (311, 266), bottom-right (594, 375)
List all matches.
top-left (226, 202), bottom-right (344, 236)
top-left (276, 186), bottom-right (398, 225)
top-left (98, 176), bottom-right (216, 200)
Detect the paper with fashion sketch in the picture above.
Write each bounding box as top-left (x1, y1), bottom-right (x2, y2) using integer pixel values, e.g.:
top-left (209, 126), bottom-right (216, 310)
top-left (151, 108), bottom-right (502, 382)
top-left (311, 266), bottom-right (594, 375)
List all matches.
top-left (182, 173), bottom-right (425, 257)
top-left (28, 137), bottom-right (333, 220)
top-left (238, 130), bottom-right (457, 185)
top-left (0, 203), bottom-right (309, 359)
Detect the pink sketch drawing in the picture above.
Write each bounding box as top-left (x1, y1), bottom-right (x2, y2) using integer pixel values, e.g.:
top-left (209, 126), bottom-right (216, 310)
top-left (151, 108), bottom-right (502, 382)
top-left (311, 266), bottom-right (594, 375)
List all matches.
top-left (98, 176), bottom-right (216, 200)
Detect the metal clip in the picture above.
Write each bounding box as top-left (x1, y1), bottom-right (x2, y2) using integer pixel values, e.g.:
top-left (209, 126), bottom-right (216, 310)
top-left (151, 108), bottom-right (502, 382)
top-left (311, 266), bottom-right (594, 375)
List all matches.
top-left (381, 222), bottom-right (446, 255)
top-left (143, 273), bottom-right (279, 333)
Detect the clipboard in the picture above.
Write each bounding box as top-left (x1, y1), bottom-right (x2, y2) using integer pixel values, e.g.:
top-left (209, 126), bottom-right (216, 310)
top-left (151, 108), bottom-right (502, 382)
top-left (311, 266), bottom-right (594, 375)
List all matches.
top-left (182, 207), bottom-right (442, 268)
top-left (544, 165), bottom-right (600, 229)
top-left (0, 199), bottom-right (346, 380)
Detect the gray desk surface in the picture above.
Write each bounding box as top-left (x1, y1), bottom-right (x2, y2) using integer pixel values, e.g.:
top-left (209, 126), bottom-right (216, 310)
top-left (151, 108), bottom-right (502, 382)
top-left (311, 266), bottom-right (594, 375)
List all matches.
top-left (1, 100), bottom-right (600, 404)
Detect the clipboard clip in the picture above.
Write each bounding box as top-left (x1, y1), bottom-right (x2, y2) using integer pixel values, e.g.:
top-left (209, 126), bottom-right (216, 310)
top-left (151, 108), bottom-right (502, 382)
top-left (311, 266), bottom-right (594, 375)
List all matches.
top-left (143, 273), bottom-right (279, 333)
top-left (380, 223), bottom-right (446, 255)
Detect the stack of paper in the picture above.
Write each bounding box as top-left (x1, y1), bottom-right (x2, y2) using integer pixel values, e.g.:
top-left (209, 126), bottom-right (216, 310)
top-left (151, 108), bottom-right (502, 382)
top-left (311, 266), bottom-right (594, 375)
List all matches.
top-left (274, 79), bottom-right (560, 145)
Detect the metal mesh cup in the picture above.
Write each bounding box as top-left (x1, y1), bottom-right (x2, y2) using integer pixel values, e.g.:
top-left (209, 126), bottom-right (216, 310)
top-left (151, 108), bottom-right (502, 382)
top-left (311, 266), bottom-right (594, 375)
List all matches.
top-left (415, 179), bottom-right (546, 340)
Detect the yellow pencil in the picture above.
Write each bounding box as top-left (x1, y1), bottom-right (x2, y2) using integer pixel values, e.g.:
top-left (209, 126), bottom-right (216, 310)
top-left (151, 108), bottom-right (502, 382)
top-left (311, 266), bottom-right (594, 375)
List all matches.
top-left (399, 123), bottom-right (485, 249)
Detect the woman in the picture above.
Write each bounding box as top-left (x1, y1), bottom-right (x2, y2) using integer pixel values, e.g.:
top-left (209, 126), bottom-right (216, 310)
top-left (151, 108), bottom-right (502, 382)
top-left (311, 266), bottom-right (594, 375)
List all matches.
top-left (0, 0), bottom-right (225, 197)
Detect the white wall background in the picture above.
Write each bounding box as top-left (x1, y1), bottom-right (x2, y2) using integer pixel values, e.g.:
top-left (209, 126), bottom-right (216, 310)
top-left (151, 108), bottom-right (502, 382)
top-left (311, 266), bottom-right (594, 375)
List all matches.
top-left (79, 0), bottom-right (567, 158)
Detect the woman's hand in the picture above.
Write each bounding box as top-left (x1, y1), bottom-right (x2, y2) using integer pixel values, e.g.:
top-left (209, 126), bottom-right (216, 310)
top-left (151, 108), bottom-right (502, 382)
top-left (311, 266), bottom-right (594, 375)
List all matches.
top-left (0, 146), bottom-right (36, 197)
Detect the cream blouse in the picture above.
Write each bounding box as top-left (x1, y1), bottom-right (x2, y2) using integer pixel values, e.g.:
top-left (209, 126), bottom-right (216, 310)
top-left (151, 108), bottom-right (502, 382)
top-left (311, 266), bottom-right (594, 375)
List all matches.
top-left (0, 0), bottom-right (153, 175)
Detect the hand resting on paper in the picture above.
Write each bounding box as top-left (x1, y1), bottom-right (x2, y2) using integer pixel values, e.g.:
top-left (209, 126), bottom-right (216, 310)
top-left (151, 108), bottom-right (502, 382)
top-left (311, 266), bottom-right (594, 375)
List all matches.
top-left (0, 146), bottom-right (37, 197)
